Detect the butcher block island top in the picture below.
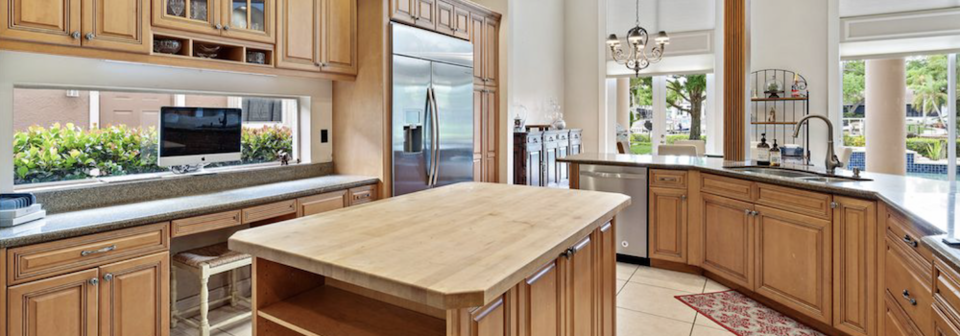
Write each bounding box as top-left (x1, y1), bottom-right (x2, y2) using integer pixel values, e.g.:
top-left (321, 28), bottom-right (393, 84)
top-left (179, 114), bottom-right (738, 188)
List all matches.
top-left (229, 182), bottom-right (631, 310)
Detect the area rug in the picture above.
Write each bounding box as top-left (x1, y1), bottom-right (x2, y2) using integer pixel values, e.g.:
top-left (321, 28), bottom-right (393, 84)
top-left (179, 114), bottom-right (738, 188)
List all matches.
top-left (675, 290), bottom-right (826, 336)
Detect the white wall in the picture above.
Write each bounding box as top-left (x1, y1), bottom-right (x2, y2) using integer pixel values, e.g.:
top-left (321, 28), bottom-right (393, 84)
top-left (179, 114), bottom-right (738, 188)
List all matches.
top-left (511, 0), bottom-right (565, 125)
top-left (0, 51), bottom-right (333, 192)
top-left (565, 0), bottom-right (608, 153)
top-left (751, 0), bottom-right (832, 166)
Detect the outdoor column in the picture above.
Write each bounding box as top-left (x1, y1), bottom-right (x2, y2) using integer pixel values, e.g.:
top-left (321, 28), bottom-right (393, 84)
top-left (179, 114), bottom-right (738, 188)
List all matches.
top-left (617, 78), bottom-right (630, 130)
top-left (865, 58), bottom-right (907, 175)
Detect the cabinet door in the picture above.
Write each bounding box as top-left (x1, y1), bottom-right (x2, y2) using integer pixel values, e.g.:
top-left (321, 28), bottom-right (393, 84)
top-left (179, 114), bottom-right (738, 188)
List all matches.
top-left (557, 146), bottom-right (568, 182)
top-left (473, 154), bottom-right (483, 182)
top-left (412, 0), bottom-right (436, 30)
top-left (81, 0), bottom-right (149, 53)
top-left (469, 14), bottom-right (484, 85)
top-left (152, 0), bottom-right (221, 36)
top-left (482, 89), bottom-right (497, 182)
top-left (934, 304), bottom-right (960, 336)
top-left (390, 0), bottom-right (416, 25)
top-left (884, 291), bottom-right (923, 336)
top-left (482, 17), bottom-right (498, 87)
top-left (470, 296), bottom-right (507, 336)
top-left (567, 235), bottom-right (595, 336)
top-left (319, 0), bottom-right (356, 75)
top-left (833, 197), bottom-right (877, 336)
top-left (99, 252), bottom-right (169, 336)
top-left (452, 5), bottom-right (469, 39)
top-left (0, 0), bottom-right (81, 46)
top-left (597, 223), bottom-right (616, 336)
top-left (527, 148), bottom-right (542, 187)
top-left (220, 0), bottom-right (275, 43)
top-left (8, 268), bottom-right (99, 336)
top-left (755, 205), bottom-right (832, 324)
top-left (275, 0), bottom-right (320, 71)
top-left (650, 187), bottom-right (687, 263)
top-left (519, 261), bottom-right (561, 336)
top-left (701, 193), bottom-right (754, 289)
top-left (435, 0), bottom-right (455, 36)
top-left (473, 87), bottom-right (483, 182)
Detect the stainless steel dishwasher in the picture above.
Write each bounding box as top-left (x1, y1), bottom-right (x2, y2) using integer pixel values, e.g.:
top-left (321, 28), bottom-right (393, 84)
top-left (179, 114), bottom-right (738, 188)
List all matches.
top-left (579, 164), bottom-right (648, 260)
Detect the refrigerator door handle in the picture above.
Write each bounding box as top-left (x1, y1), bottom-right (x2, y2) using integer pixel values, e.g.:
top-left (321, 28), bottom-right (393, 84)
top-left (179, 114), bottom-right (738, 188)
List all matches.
top-left (429, 87), bottom-right (441, 186)
top-left (423, 88), bottom-right (434, 186)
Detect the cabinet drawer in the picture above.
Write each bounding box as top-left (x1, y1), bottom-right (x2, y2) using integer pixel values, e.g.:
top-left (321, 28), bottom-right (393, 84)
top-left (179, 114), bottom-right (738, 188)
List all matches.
top-left (885, 290), bottom-right (925, 336)
top-left (298, 190), bottom-right (347, 217)
top-left (349, 185), bottom-right (377, 206)
top-left (8, 222), bottom-right (169, 285)
top-left (650, 170), bottom-right (688, 189)
top-left (885, 236), bottom-right (933, 336)
top-left (935, 302), bottom-right (960, 336)
top-left (754, 183), bottom-right (832, 220)
top-left (171, 210), bottom-right (242, 238)
top-left (242, 200), bottom-right (297, 223)
top-left (701, 174), bottom-right (752, 202)
top-left (935, 259), bottom-right (960, 323)
top-left (886, 209), bottom-right (934, 269)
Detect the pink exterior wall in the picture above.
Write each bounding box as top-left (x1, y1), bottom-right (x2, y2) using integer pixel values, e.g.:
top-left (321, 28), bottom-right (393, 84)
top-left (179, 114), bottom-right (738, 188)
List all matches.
top-left (13, 89), bottom-right (90, 132)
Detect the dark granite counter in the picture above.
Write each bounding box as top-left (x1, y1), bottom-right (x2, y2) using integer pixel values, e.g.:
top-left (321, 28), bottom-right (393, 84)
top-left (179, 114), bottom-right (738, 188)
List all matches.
top-left (0, 175), bottom-right (379, 248)
top-left (560, 153), bottom-right (960, 271)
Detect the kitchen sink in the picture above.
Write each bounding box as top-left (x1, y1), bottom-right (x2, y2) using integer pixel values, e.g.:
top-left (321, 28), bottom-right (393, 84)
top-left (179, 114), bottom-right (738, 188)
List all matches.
top-left (726, 166), bottom-right (871, 183)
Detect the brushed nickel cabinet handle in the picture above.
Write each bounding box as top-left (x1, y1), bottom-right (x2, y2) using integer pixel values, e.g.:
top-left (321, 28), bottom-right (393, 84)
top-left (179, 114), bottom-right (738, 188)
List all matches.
top-left (680, 195), bottom-right (687, 201)
top-left (216, 24), bottom-right (223, 30)
top-left (902, 290), bottom-right (917, 306)
top-left (903, 235), bottom-right (919, 248)
top-left (89, 278), bottom-right (99, 286)
top-left (103, 273), bottom-right (114, 282)
top-left (81, 245), bottom-right (116, 257)
top-left (72, 31), bottom-right (81, 39)
top-left (745, 209), bottom-right (751, 216)
top-left (85, 33), bottom-right (95, 40)
top-left (223, 25), bottom-right (230, 31)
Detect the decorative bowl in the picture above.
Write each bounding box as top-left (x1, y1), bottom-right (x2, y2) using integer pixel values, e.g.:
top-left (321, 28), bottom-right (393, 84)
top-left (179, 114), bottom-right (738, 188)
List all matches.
top-left (153, 39), bottom-right (182, 54)
top-left (246, 51), bottom-right (266, 64)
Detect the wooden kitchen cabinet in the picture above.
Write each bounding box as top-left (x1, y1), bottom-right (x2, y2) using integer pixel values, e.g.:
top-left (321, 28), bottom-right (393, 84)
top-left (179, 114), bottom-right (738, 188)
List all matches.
top-left (518, 261), bottom-right (561, 336)
top-left (934, 304), bottom-right (960, 336)
top-left (754, 205), bottom-right (832, 324)
top-left (297, 190), bottom-right (347, 217)
top-left (391, 0), bottom-right (435, 29)
top-left (832, 196), bottom-right (877, 336)
top-left (597, 222), bottom-right (616, 336)
top-left (482, 17), bottom-right (498, 87)
top-left (152, 0), bottom-right (222, 36)
top-left (884, 290), bottom-right (923, 336)
top-left (219, 0), bottom-right (275, 43)
top-left (649, 187), bottom-right (687, 263)
top-left (276, 0), bottom-right (355, 75)
top-left (701, 193), bottom-right (755, 289)
top-left (7, 268), bottom-right (100, 336)
top-left (98, 252), bottom-right (169, 336)
top-left (0, 0), bottom-right (149, 53)
top-left (482, 87), bottom-right (498, 183)
top-left (566, 235), bottom-right (595, 336)
top-left (470, 13), bottom-right (485, 85)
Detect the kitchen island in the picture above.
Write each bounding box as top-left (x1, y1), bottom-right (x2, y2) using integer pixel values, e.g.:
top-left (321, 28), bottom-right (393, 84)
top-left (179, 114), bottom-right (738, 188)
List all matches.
top-left (228, 182), bottom-right (630, 336)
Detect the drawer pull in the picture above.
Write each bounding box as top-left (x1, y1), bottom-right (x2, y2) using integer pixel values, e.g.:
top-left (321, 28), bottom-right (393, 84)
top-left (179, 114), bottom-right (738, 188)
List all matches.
top-left (89, 278), bottom-right (99, 286)
top-left (903, 234), bottom-right (919, 248)
top-left (103, 273), bottom-right (114, 282)
top-left (80, 245), bottom-right (116, 257)
top-left (658, 177), bottom-right (679, 182)
top-left (902, 289), bottom-right (918, 306)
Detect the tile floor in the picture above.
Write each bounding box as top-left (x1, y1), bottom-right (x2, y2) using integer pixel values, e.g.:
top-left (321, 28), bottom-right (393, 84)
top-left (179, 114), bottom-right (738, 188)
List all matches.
top-left (172, 263), bottom-right (732, 336)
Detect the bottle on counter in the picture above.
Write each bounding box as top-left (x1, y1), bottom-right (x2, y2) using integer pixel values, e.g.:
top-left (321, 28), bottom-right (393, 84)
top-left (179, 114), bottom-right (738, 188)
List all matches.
top-left (770, 139), bottom-right (781, 167)
top-left (756, 133), bottom-right (771, 166)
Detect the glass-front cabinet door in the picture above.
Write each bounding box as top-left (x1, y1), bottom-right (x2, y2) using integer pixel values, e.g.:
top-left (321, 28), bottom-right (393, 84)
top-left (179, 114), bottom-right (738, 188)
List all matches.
top-left (152, 0), bottom-right (222, 36)
top-left (220, 0), bottom-right (275, 43)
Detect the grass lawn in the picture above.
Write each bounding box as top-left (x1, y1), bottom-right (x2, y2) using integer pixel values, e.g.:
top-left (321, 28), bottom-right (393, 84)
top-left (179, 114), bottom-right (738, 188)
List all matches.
top-left (630, 142), bottom-right (652, 155)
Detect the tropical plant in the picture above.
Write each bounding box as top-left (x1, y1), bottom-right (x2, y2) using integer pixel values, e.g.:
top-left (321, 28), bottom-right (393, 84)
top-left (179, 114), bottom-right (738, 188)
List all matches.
top-left (843, 60), bottom-right (865, 117)
top-left (666, 74), bottom-right (707, 140)
top-left (922, 140), bottom-right (945, 161)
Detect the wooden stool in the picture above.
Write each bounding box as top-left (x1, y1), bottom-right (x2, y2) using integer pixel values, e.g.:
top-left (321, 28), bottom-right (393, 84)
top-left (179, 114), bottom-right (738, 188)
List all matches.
top-left (171, 243), bottom-right (252, 336)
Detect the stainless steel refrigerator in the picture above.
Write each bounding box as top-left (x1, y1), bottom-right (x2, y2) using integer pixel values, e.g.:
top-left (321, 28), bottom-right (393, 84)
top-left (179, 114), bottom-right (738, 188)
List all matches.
top-left (392, 23), bottom-right (475, 196)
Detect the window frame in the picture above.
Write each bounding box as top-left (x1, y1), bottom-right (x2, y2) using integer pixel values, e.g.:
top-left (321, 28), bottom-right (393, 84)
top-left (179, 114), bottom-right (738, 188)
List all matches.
top-left (10, 84), bottom-right (307, 191)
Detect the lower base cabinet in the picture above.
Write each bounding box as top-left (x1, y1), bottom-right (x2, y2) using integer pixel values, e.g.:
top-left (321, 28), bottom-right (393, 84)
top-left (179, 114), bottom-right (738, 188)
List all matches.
top-left (701, 193), bottom-right (755, 290)
top-left (8, 252), bottom-right (170, 336)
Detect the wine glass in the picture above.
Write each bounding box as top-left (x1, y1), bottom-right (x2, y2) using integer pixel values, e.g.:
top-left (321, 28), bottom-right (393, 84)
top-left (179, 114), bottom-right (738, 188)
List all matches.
top-left (168, 0), bottom-right (185, 17)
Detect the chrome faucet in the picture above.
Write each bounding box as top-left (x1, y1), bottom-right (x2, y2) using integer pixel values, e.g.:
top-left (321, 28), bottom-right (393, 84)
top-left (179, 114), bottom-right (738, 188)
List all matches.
top-left (793, 115), bottom-right (843, 174)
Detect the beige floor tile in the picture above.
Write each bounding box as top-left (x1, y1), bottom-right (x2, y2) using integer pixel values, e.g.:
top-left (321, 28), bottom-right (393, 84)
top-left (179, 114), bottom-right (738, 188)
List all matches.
top-left (691, 325), bottom-right (736, 335)
top-left (695, 313), bottom-right (728, 330)
top-left (617, 308), bottom-right (694, 336)
top-left (171, 323), bottom-right (233, 336)
top-left (703, 279), bottom-right (731, 293)
top-left (616, 279), bottom-right (628, 294)
top-left (219, 321), bottom-right (252, 336)
top-left (617, 262), bottom-right (639, 280)
top-left (183, 304), bottom-right (251, 336)
top-left (630, 266), bottom-right (706, 293)
top-left (617, 282), bottom-right (698, 323)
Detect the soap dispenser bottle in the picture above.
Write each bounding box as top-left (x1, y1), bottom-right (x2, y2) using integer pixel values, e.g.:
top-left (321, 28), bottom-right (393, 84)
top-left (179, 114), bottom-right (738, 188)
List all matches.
top-left (757, 133), bottom-right (771, 166)
top-left (769, 139), bottom-right (782, 167)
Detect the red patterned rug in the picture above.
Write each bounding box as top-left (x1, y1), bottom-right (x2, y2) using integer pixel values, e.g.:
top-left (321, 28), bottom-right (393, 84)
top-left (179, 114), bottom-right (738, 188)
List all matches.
top-left (675, 290), bottom-right (826, 336)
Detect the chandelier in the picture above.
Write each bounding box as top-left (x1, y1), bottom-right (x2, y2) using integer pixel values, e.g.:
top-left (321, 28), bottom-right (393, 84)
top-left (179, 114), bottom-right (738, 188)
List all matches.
top-left (606, 0), bottom-right (670, 77)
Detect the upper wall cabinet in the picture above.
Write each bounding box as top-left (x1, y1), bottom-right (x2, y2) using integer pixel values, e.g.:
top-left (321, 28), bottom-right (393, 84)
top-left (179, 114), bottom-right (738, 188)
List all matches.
top-left (276, 0), bottom-right (355, 75)
top-left (152, 0), bottom-right (275, 43)
top-left (0, 0), bottom-right (150, 53)
top-left (435, 0), bottom-right (468, 39)
top-left (391, 0), bottom-right (436, 30)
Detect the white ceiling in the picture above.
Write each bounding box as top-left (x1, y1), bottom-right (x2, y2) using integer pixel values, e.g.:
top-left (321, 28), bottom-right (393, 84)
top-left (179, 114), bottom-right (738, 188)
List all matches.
top-left (606, 0), bottom-right (715, 36)
top-left (839, 0), bottom-right (960, 17)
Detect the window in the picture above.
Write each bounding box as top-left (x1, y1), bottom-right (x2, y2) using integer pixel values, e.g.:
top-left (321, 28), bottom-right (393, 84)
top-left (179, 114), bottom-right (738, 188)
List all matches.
top-left (12, 88), bottom-right (299, 187)
top-left (627, 74), bottom-right (711, 155)
top-left (842, 60), bottom-right (865, 148)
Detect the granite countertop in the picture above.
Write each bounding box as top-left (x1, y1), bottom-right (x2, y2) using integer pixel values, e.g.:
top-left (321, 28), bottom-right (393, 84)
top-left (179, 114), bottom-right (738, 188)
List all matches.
top-left (560, 153), bottom-right (960, 271)
top-left (0, 175), bottom-right (379, 248)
